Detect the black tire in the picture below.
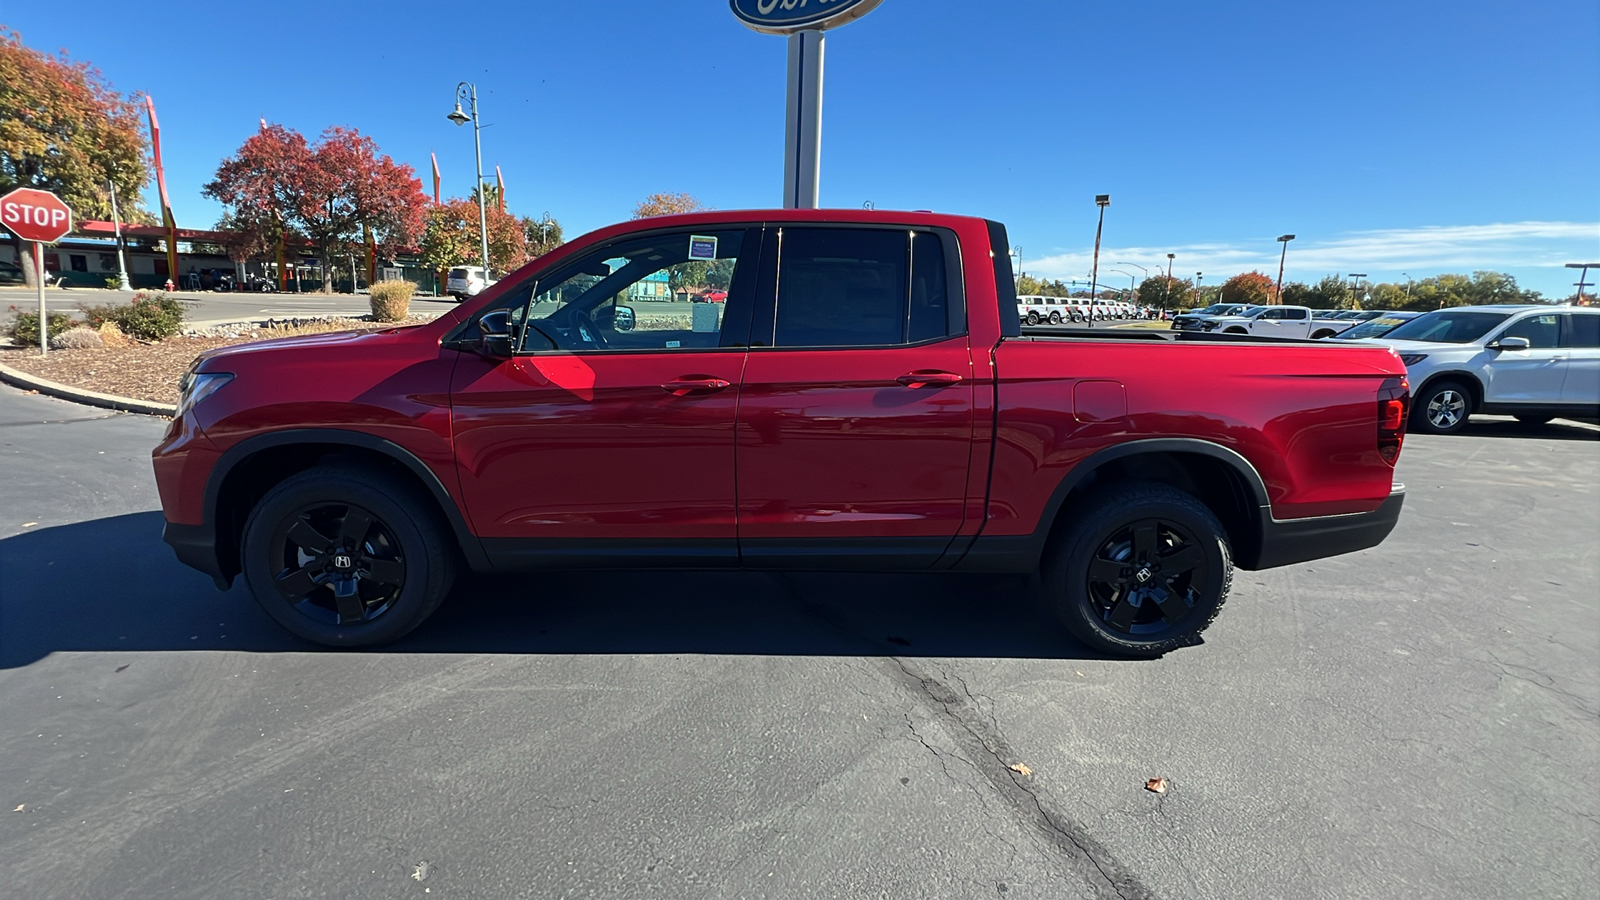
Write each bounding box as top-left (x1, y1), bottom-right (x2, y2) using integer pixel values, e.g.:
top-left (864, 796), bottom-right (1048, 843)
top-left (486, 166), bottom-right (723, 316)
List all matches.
top-left (1042, 482), bottom-right (1232, 658)
top-left (1049, 311), bottom-right (1062, 324)
top-left (1413, 379), bottom-right (1473, 434)
top-left (1514, 414), bottom-right (1553, 426)
top-left (1026, 311), bottom-right (1041, 325)
top-left (1225, 327), bottom-right (1248, 334)
top-left (1311, 329), bottom-right (1336, 339)
top-left (241, 466), bottom-right (457, 647)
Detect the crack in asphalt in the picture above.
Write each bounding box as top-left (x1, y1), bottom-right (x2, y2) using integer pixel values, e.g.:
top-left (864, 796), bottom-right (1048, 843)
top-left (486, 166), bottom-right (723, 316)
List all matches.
top-left (890, 658), bottom-right (1155, 900)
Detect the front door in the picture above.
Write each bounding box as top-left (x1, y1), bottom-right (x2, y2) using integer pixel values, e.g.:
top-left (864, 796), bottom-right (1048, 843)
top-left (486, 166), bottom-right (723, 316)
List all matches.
top-left (1485, 312), bottom-right (1567, 405)
top-left (735, 226), bottom-right (976, 569)
top-left (450, 226), bottom-right (760, 566)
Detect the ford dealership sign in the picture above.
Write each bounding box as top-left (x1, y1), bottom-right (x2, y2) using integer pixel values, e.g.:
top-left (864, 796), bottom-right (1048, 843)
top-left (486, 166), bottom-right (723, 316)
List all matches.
top-left (730, 0), bottom-right (885, 35)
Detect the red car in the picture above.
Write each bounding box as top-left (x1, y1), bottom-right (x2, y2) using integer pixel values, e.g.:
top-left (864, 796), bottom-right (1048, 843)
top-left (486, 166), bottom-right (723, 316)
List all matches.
top-left (694, 289), bottom-right (728, 303)
top-left (154, 209), bottom-right (1409, 656)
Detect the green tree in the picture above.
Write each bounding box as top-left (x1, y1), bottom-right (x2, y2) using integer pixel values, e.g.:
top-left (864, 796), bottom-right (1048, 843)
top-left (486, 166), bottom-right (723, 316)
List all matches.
top-left (1137, 275), bottom-right (1193, 309)
top-left (522, 214), bottom-right (564, 259)
top-left (0, 28), bottom-right (150, 286)
top-left (1366, 282), bottom-right (1408, 310)
top-left (1219, 271), bottom-right (1277, 306)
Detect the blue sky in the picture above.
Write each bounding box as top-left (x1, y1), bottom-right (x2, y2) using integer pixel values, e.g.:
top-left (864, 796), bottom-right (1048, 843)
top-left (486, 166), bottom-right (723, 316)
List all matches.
top-left (8, 0), bottom-right (1598, 295)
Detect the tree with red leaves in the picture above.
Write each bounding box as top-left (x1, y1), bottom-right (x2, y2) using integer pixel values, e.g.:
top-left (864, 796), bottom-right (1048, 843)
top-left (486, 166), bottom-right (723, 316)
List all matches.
top-left (206, 124), bottom-right (426, 291)
top-left (1219, 271), bottom-right (1279, 306)
top-left (0, 27), bottom-right (150, 286)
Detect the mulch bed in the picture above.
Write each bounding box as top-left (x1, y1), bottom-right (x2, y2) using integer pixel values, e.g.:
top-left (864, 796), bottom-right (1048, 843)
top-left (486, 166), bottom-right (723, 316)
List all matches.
top-left (0, 321), bottom-right (411, 405)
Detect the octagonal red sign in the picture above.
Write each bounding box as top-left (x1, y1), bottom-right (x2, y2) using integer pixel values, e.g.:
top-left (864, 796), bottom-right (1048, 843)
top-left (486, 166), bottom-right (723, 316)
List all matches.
top-left (0, 188), bottom-right (73, 243)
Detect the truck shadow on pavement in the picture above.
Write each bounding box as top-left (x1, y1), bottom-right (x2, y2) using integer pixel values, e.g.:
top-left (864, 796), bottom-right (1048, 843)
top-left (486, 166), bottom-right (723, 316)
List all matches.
top-left (1, 512), bottom-right (1114, 669)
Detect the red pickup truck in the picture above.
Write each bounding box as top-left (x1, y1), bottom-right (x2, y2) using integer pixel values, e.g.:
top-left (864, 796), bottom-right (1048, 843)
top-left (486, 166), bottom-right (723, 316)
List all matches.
top-left (154, 209), bottom-right (1410, 657)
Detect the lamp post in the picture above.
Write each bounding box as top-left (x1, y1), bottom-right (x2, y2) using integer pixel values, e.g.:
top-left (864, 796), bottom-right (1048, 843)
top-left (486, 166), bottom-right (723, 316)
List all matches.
top-left (1011, 246), bottom-right (1022, 281)
top-left (1196, 272), bottom-right (1204, 304)
top-left (1274, 234), bottom-right (1295, 305)
top-left (1347, 273), bottom-right (1367, 310)
top-left (1088, 194), bottom-right (1110, 329)
top-left (1402, 273), bottom-right (1414, 301)
top-left (448, 82), bottom-right (491, 279)
top-left (108, 177), bottom-right (132, 291)
top-left (1567, 263), bottom-right (1600, 305)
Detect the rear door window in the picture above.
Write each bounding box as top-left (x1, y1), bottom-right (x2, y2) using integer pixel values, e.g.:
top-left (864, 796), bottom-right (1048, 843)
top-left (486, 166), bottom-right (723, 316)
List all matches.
top-left (1562, 313), bottom-right (1600, 348)
top-left (765, 227), bottom-right (960, 348)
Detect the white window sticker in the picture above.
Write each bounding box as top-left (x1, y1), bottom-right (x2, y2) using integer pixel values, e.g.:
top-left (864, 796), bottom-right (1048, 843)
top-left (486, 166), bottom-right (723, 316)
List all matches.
top-left (689, 235), bottom-right (718, 260)
top-left (666, 340), bottom-right (681, 348)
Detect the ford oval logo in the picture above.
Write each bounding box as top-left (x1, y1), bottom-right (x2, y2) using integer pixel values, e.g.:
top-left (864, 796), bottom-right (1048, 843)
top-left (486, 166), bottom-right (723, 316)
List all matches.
top-left (730, 0), bottom-right (886, 35)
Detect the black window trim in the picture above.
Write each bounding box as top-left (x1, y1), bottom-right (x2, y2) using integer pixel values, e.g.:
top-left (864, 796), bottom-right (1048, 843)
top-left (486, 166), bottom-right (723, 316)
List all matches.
top-left (747, 222), bottom-right (969, 352)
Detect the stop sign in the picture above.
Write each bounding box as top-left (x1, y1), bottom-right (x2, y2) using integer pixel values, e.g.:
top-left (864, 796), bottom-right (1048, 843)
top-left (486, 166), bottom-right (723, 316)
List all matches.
top-left (0, 188), bottom-right (73, 243)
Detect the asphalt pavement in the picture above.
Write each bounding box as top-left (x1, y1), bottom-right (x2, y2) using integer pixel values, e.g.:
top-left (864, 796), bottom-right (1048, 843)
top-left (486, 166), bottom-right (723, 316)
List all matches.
top-left (0, 385), bottom-right (1595, 899)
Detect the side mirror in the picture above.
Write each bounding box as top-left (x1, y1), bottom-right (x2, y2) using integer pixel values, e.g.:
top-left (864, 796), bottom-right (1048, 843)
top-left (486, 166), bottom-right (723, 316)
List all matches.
top-left (613, 305), bottom-right (636, 333)
top-left (477, 310), bottom-right (514, 358)
top-left (1491, 336), bottom-right (1531, 351)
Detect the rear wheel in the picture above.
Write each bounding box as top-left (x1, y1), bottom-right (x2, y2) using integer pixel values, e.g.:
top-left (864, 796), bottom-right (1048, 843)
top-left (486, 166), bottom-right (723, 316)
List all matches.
top-left (1049, 311), bottom-right (1062, 324)
top-left (1413, 380), bottom-right (1473, 434)
top-left (1026, 311), bottom-right (1041, 325)
top-left (241, 466), bottom-right (457, 647)
top-left (1042, 483), bottom-right (1232, 658)
top-left (1311, 329), bottom-right (1337, 339)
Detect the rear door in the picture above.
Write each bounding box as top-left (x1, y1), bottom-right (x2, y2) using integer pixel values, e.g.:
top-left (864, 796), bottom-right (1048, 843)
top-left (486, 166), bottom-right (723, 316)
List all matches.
top-left (735, 225), bottom-right (975, 568)
top-left (1560, 312), bottom-right (1600, 405)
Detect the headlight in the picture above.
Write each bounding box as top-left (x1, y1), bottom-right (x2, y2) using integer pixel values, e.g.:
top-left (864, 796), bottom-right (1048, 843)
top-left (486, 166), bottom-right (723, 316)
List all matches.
top-left (1397, 353), bottom-right (1428, 366)
top-left (176, 371), bottom-right (233, 417)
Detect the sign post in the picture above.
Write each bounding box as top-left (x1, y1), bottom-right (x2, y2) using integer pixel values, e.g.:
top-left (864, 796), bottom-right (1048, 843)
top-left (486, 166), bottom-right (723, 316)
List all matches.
top-left (730, 0), bottom-right (886, 209)
top-left (0, 187), bottom-right (75, 356)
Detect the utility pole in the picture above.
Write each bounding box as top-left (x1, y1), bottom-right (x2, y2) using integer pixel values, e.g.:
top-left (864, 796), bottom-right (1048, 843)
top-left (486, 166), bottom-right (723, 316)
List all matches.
top-left (1087, 195), bottom-right (1110, 329)
top-left (1275, 234), bottom-right (1295, 305)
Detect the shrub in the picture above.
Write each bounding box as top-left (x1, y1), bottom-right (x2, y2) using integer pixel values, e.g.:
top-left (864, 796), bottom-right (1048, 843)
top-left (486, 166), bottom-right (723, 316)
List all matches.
top-left (51, 325), bottom-right (105, 350)
top-left (369, 280), bottom-right (416, 322)
top-left (7, 307), bottom-right (75, 346)
top-left (78, 292), bottom-right (186, 342)
top-left (104, 277), bottom-right (121, 290)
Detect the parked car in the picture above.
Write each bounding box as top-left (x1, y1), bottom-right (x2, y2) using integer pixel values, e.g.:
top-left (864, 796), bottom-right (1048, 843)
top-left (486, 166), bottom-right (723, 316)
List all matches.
top-left (694, 289), bottom-right (728, 303)
top-left (1369, 305), bottom-right (1600, 433)
top-left (446, 265), bottom-right (496, 301)
top-left (155, 209), bottom-right (1410, 658)
top-left (0, 261), bottom-right (24, 285)
top-left (1328, 311), bottom-right (1422, 341)
top-left (1170, 303), bottom-right (1257, 331)
top-left (1191, 305), bottom-right (1360, 340)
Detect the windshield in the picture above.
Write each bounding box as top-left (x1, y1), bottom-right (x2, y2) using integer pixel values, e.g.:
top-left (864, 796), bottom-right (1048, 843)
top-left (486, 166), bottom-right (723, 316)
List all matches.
top-left (1382, 310), bottom-right (1509, 343)
top-left (1337, 315), bottom-right (1416, 340)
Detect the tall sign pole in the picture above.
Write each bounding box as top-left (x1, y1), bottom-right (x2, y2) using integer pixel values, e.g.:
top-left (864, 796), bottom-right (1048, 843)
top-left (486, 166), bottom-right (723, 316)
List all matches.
top-left (731, 0), bottom-right (885, 209)
top-left (1, 188), bottom-right (75, 356)
top-left (145, 97), bottom-right (180, 291)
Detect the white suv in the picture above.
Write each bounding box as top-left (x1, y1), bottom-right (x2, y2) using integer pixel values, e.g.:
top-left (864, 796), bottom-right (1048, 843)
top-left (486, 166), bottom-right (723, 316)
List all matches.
top-left (1370, 305), bottom-right (1600, 433)
top-left (446, 265), bottom-right (496, 301)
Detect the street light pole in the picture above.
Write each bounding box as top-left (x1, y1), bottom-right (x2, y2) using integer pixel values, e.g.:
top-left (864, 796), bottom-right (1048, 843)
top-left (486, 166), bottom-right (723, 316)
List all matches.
top-left (1275, 234), bottom-right (1295, 305)
top-left (1566, 263), bottom-right (1600, 305)
top-left (1164, 252), bottom-right (1175, 309)
top-left (1088, 194), bottom-right (1110, 329)
top-left (1402, 273), bottom-right (1413, 301)
top-left (449, 82), bottom-right (491, 279)
top-left (108, 178), bottom-right (132, 291)
top-left (1348, 273), bottom-right (1367, 309)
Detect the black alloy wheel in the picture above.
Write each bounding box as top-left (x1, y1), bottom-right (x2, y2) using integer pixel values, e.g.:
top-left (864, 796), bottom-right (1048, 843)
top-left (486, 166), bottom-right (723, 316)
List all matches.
top-left (1044, 482), bottom-right (1232, 657)
top-left (241, 466), bottom-right (456, 647)
top-left (268, 502), bottom-right (405, 626)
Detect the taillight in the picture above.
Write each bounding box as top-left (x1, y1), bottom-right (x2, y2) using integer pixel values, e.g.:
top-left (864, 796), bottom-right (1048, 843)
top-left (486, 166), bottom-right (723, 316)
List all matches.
top-left (1377, 376), bottom-right (1409, 465)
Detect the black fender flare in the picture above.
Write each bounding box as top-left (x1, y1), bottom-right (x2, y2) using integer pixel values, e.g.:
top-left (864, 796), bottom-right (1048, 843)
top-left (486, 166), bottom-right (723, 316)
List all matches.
top-left (203, 428), bottom-right (491, 572)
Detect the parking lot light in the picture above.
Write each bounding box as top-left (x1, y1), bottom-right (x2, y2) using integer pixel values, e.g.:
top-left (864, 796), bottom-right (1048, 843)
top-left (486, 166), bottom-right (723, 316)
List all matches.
top-left (1567, 263), bottom-right (1600, 305)
top-left (1275, 234), bottom-right (1295, 305)
top-left (449, 82), bottom-right (491, 279)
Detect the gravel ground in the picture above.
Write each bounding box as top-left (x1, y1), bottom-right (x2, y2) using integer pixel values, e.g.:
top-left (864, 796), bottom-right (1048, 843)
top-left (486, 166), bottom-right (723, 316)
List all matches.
top-left (0, 318), bottom-right (425, 404)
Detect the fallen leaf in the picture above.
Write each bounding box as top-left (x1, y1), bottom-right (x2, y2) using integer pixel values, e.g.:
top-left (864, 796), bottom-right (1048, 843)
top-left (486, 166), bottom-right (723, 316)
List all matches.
top-left (1145, 777), bottom-right (1168, 794)
top-left (1008, 763), bottom-right (1033, 777)
top-left (411, 861), bottom-right (431, 882)
top-left (13, 804), bottom-right (23, 812)
top-left (21, 522), bottom-right (37, 528)
top-left (115, 664), bottom-right (129, 673)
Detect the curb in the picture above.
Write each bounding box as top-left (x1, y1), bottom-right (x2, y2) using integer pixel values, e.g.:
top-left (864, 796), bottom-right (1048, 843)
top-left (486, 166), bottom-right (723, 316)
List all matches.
top-left (0, 360), bottom-right (176, 416)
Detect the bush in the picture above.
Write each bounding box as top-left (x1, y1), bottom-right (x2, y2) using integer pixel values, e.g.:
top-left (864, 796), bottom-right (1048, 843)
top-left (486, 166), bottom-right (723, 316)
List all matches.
top-left (6, 307), bottom-right (75, 346)
top-left (51, 325), bottom-right (105, 350)
top-left (369, 280), bottom-right (416, 322)
top-left (78, 291), bottom-right (186, 342)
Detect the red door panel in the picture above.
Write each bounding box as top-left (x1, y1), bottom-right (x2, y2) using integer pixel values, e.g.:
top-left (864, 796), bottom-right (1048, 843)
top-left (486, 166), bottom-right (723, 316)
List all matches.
top-left (450, 350), bottom-right (745, 541)
top-left (736, 337), bottom-right (975, 557)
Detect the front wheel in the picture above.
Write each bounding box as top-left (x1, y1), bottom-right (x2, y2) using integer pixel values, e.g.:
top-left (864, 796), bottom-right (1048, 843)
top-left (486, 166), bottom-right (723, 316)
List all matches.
top-left (1042, 483), bottom-right (1232, 658)
top-left (1413, 380), bottom-right (1473, 434)
top-left (1026, 311), bottom-right (1041, 325)
top-left (241, 466), bottom-right (457, 647)
top-left (1049, 311), bottom-right (1062, 324)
